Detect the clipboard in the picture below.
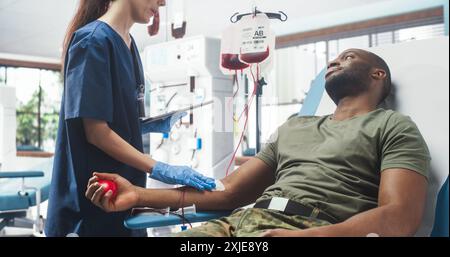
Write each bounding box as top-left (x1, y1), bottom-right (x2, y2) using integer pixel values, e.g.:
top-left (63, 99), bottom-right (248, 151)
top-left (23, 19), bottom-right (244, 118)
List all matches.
top-left (139, 100), bottom-right (214, 124)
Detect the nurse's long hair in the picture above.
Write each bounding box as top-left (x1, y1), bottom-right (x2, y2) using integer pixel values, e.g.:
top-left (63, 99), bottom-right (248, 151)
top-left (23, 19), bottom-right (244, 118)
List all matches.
top-left (61, 0), bottom-right (111, 72)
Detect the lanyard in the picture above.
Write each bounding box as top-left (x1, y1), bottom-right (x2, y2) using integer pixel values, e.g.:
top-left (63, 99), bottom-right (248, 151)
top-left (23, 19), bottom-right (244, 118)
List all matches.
top-left (130, 41), bottom-right (146, 118)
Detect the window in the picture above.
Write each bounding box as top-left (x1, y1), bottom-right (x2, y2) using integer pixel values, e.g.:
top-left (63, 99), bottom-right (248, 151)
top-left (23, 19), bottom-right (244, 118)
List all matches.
top-left (371, 31), bottom-right (394, 47)
top-left (273, 22), bottom-right (446, 108)
top-left (394, 23), bottom-right (446, 43)
top-left (3, 67), bottom-right (62, 152)
top-left (338, 35), bottom-right (370, 54)
top-left (39, 70), bottom-right (63, 151)
top-left (0, 66), bottom-right (6, 85)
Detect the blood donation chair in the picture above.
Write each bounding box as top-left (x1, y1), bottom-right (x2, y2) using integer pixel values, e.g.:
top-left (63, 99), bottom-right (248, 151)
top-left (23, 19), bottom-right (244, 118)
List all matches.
top-left (124, 37), bottom-right (449, 237)
top-left (0, 158), bottom-right (53, 236)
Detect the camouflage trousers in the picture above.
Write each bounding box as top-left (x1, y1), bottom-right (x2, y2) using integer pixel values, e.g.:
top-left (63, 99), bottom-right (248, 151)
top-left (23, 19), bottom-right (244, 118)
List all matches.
top-left (172, 208), bottom-right (332, 237)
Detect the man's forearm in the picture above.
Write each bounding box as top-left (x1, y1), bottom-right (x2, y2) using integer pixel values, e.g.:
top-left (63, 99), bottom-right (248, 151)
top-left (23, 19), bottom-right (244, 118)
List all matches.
top-left (133, 158), bottom-right (276, 211)
top-left (135, 185), bottom-right (237, 211)
top-left (299, 205), bottom-right (419, 237)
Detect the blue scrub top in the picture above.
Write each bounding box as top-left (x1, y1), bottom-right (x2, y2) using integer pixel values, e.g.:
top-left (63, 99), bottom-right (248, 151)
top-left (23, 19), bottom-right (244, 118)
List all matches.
top-left (46, 20), bottom-right (147, 237)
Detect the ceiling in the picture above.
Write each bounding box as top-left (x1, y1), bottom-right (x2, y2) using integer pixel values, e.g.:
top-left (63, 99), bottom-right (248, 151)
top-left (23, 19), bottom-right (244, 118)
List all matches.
top-left (0, 0), bottom-right (385, 60)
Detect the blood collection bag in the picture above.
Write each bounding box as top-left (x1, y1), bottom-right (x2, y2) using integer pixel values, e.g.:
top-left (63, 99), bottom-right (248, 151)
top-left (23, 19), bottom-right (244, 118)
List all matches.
top-left (238, 13), bottom-right (275, 66)
top-left (171, 0), bottom-right (187, 39)
top-left (147, 10), bottom-right (160, 36)
top-left (251, 31), bottom-right (275, 79)
top-left (219, 10), bottom-right (279, 177)
top-left (172, 21), bottom-right (186, 39)
top-left (220, 23), bottom-right (250, 75)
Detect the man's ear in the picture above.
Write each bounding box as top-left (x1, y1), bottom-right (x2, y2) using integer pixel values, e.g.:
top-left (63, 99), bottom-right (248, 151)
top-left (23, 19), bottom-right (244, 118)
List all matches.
top-left (371, 69), bottom-right (386, 81)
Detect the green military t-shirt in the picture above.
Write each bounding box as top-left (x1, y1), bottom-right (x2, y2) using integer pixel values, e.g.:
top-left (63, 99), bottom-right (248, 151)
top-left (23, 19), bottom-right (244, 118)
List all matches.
top-left (255, 108), bottom-right (430, 223)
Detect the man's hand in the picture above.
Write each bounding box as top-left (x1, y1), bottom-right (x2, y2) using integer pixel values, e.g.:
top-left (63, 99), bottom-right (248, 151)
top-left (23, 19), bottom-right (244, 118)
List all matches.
top-left (85, 172), bottom-right (140, 212)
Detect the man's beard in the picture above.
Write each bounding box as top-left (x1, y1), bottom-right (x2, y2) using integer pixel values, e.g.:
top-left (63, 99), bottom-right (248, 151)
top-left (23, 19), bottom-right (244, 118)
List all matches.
top-left (325, 66), bottom-right (371, 105)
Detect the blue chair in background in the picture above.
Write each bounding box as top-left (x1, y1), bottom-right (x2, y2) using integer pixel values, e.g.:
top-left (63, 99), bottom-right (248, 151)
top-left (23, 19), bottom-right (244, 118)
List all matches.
top-left (431, 178), bottom-right (449, 237)
top-left (0, 159), bottom-right (53, 236)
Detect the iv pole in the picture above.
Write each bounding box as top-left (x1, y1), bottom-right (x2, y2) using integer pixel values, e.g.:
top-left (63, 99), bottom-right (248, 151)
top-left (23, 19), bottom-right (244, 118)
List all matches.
top-left (230, 7), bottom-right (287, 153)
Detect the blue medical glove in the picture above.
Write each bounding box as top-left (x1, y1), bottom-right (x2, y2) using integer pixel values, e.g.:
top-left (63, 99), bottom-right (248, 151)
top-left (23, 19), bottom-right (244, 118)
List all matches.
top-left (150, 162), bottom-right (216, 191)
top-left (141, 111), bottom-right (187, 135)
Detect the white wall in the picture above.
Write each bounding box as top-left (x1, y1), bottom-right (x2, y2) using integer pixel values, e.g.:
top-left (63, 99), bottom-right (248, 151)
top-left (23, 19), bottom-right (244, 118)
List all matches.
top-left (0, 86), bottom-right (16, 170)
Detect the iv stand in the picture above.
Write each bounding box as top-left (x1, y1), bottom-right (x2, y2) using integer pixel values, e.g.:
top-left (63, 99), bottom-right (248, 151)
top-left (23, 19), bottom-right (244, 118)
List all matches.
top-left (255, 77), bottom-right (267, 153)
top-left (231, 7), bottom-right (287, 153)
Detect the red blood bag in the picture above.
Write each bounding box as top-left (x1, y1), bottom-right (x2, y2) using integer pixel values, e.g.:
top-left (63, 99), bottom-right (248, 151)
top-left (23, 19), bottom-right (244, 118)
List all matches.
top-left (170, 0), bottom-right (187, 39)
top-left (171, 21), bottom-right (186, 39)
top-left (148, 10), bottom-right (160, 36)
top-left (221, 53), bottom-right (250, 70)
top-left (240, 47), bottom-right (270, 64)
top-left (220, 23), bottom-right (249, 75)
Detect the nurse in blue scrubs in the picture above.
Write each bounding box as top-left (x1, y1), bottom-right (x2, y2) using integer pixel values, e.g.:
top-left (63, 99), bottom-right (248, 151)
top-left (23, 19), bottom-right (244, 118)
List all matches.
top-left (45, 0), bottom-right (215, 237)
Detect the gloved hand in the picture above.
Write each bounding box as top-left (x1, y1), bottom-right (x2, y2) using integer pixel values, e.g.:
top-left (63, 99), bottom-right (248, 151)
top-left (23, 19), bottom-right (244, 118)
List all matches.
top-left (141, 111), bottom-right (187, 135)
top-left (150, 162), bottom-right (216, 191)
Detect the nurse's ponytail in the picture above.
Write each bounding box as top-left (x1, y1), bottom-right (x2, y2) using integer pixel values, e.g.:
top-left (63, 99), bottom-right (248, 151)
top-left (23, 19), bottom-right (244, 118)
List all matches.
top-left (61, 0), bottom-right (111, 72)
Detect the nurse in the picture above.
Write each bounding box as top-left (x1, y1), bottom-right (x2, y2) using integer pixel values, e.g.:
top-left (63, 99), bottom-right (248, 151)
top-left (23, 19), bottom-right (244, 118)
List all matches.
top-left (46, 0), bottom-right (215, 237)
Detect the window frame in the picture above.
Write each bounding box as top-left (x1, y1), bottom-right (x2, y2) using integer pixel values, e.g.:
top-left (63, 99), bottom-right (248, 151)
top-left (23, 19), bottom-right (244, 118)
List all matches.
top-left (276, 7), bottom-right (444, 49)
top-left (2, 65), bottom-right (62, 155)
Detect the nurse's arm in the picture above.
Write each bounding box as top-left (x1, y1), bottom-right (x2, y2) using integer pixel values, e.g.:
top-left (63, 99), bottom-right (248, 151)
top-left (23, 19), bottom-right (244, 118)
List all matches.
top-left (87, 157), bottom-right (275, 212)
top-left (83, 118), bottom-right (156, 173)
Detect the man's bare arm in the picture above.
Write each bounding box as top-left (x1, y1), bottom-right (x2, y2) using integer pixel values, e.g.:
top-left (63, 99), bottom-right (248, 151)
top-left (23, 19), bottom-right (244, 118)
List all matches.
top-left (136, 157), bottom-right (276, 210)
top-left (87, 157), bottom-right (276, 212)
top-left (266, 168), bottom-right (427, 237)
